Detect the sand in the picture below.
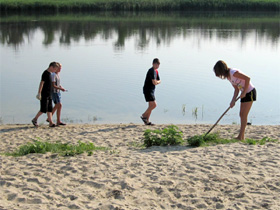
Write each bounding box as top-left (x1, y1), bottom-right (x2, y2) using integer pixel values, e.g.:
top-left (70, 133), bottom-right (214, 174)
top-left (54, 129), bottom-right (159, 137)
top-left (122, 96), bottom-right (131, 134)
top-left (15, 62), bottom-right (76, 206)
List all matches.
top-left (0, 124), bottom-right (280, 210)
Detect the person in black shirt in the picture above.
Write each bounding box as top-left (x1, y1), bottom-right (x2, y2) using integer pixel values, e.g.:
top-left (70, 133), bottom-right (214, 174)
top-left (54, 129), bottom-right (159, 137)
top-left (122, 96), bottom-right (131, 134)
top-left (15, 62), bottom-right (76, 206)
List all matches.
top-left (141, 58), bottom-right (161, 125)
top-left (32, 62), bottom-right (60, 127)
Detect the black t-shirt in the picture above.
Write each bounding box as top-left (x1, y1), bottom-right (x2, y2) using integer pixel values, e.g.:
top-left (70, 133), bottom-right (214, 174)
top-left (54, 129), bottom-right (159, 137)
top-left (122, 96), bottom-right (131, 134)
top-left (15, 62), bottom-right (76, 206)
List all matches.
top-left (143, 67), bottom-right (160, 93)
top-left (41, 70), bottom-right (53, 98)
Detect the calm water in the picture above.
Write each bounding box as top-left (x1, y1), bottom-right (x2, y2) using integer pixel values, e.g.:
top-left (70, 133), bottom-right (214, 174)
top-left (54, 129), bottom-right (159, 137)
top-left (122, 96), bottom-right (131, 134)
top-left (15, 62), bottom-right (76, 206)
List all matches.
top-left (1, 12), bottom-right (280, 125)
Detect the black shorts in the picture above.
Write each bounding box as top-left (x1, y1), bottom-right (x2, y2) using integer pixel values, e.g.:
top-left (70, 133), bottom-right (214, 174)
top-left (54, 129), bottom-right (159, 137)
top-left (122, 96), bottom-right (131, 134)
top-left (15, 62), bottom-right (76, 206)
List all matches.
top-left (241, 88), bottom-right (257, 103)
top-left (40, 97), bottom-right (53, 113)
top-left (144, 92), bottom-right (155, 102)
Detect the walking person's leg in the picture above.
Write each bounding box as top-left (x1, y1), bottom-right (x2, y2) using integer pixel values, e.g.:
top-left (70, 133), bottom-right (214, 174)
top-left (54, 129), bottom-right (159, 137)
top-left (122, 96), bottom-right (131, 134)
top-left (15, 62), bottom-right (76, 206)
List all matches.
top-left (52, 105), bottom-right (58, 117)
top-left (47, 112), bottom-right (55, 126)
top-left (54, 92), bottom-right (66, 125)
top-left (32, 111), bottom-right (43, 127)
top-left (142, 101), bottom-right (157, 122)
top-left (47, 104), bottom-right (57, 123)
top-left (50, 92), bottom-right (64, 125)
top-left (46, 98), bottom-right (56, 126)
top-left (56, 103), bottom-right (62, 124)
top-left (32, 97), bottom-right (47, 127)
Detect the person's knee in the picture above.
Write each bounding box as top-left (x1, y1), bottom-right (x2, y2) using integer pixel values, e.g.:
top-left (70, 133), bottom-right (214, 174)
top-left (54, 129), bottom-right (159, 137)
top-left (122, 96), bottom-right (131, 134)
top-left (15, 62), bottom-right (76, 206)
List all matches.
top-left (55, 103), bottom-right (62, 108)
top-left (151, 102), bottom-right (157, 109)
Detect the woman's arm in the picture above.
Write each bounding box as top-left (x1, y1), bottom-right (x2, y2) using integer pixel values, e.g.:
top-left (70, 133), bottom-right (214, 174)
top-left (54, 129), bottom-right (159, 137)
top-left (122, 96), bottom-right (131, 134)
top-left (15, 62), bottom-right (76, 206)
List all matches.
top-left (230, 85), bottom-right (240, 108)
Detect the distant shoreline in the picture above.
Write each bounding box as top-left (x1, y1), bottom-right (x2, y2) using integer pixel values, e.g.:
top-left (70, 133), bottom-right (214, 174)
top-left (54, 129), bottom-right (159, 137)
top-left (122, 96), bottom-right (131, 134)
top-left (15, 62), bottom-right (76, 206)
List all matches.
top-left (1, 0), bottom-right (279, 12)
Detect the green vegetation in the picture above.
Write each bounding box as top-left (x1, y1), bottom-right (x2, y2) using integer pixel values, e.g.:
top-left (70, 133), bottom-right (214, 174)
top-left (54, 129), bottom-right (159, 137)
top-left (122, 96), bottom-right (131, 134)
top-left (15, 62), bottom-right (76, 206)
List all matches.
top-left (187, 133), bottom-right (278, 147)
top-left (141, 126), bottom-right (278, 148)
top-left (1, 12), bottom-right (278, 50)
top-left (0, 0), bottom-right (279, 12)
top-left (245, 137), bottom-right (278, 145)
top-left (4, 140), bottom-right (108, 157)
top-left (143, 125), bottom-right (184, 147)
top-left (192, 107), bottom-right (198, 120)
top-left (187, 133), bottom-right (238, 147)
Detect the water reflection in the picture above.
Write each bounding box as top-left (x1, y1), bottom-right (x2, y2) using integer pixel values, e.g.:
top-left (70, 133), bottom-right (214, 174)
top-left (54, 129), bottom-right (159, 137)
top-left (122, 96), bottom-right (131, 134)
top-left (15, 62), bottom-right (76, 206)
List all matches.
top-left (1, 12), bottom-right (279, 50)
top-left (1, 12), bottom-right (279, 125)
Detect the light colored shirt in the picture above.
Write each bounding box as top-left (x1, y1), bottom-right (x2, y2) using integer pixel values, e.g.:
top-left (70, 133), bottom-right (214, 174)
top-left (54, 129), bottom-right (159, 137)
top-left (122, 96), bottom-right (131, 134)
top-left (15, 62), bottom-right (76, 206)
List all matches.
top-left (51, 73), bottom-right (60, 93)
top-left (228, 68), bottom-right (254, 93)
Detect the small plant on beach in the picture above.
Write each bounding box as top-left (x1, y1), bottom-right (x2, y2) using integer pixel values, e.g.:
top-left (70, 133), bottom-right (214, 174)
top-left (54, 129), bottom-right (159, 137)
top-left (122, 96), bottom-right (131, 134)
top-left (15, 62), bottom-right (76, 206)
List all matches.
top-left (245, 137), bottom-right (278, 145)
top-left (187, 133), bottom-right (279, 147)
top-left (187, 133), bottom-right (236, 147)
top-left (143, 125), bottom-right (184, 147)
top-left (4, 140), bottom-right (108, 157)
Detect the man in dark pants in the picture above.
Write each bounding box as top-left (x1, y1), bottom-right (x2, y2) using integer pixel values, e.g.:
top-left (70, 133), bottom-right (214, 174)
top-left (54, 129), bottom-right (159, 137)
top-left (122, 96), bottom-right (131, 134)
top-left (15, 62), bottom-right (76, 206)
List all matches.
top-left (141, 58), bottom-right (161, 125)
top-left (32, 62), bottom-right (60, 127)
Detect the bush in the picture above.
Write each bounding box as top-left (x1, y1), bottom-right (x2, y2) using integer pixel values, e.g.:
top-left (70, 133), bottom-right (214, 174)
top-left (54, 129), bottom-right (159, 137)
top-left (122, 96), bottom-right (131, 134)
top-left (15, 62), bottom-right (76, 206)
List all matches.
top-left (187, 133), bottom-right (279, 147)
top-left (187, 133), bottom-right (238, 147)
top-left (5, 140), bottom-right (108, 157)
top-left (143, 125), bottom-right (184, 147)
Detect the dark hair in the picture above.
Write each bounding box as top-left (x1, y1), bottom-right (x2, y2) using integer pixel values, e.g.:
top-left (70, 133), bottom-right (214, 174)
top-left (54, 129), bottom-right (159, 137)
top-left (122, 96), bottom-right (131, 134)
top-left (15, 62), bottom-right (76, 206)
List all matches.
top-left (213, 60), bottom-right (229, 79)
top-left (153, 58), bottom-right (160, 65)
top-left (49, 62), bottom-right (60, 68)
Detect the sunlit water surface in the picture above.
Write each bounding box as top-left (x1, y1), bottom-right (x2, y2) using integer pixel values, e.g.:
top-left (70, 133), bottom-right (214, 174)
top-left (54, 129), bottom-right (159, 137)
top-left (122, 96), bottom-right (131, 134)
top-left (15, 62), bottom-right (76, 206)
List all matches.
top-left (1, 12), bottom-right (279, 125)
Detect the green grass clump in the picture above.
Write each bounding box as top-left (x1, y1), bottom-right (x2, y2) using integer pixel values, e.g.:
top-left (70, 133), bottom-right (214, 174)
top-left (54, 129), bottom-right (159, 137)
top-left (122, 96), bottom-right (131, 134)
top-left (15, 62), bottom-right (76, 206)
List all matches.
top-left (4, 140), bottom-right (108, 157)
top-left (245, 137), bottom-right (278, 145)
top-left (187, 133), bottom-right (278, 147)
top-left (187, 133), bottom-right (235, 147)
top-left (143, 125), bottom-right (184, 147)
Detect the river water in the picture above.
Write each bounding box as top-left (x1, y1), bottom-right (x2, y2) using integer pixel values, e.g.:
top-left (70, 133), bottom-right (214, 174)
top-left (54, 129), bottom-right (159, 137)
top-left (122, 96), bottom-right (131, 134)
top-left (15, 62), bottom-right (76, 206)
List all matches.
top-left (0, 12), bottom-right (279, 125)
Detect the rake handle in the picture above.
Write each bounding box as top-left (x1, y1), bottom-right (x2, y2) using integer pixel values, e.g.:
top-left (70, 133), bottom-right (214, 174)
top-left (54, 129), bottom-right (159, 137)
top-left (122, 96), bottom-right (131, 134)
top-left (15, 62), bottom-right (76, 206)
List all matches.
top-left (205, 96), bottom-right (241, 135)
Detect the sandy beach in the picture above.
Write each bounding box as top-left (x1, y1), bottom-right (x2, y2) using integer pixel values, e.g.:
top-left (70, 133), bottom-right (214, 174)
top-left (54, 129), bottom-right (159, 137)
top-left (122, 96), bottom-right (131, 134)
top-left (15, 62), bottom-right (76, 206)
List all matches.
top-left (0, 124), bottom-right (279, 210)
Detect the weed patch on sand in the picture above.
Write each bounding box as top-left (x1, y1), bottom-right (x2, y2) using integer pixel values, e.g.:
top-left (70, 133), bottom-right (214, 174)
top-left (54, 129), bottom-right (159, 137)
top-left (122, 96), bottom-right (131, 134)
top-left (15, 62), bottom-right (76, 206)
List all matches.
top-left (4, 140), bottom-right (108, 157)
top-left (187, 133), bottom-right (278, 147)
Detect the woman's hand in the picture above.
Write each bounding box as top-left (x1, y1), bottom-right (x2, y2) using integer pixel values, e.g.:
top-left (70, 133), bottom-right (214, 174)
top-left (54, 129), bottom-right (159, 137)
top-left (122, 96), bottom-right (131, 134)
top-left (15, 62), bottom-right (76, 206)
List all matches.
top-left (240, 92), bottom-right (246, 99)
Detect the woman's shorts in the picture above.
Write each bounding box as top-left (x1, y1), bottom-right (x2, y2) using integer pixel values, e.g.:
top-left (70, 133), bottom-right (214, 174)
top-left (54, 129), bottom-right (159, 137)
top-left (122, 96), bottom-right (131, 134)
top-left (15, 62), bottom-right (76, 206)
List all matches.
top-left (52, 92), bottom-right (61, 104)
top-left (144, 92), bottom-right (155, 102)
top-left (241, 88), bottom-right (257, 103)
top-left (40, 97), bottom-right (53, 113)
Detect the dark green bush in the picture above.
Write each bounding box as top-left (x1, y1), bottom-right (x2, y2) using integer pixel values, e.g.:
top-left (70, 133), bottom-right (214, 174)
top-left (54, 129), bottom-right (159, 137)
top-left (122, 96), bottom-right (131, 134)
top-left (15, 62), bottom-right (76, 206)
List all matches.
top-left (187, 133), bottom-right (238, 147)
top-left (143, 125), bottom-right (184, 147)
